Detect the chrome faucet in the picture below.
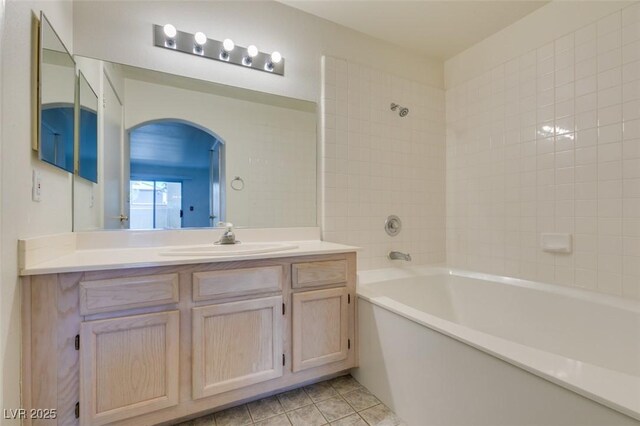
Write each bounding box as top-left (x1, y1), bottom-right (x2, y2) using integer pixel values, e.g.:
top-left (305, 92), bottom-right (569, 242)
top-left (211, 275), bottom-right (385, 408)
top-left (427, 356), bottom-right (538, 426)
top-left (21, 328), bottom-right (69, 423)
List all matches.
top-left (388, 251), bottom-right (411, 261)
top-left (216, 222), bottom-right (238, 245)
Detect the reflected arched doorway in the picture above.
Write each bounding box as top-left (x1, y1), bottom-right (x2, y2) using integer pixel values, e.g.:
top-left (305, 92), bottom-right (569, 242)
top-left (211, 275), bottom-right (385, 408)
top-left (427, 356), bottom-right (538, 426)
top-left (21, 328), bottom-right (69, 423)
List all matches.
top-left (128, 119), bottom-right (225, 229)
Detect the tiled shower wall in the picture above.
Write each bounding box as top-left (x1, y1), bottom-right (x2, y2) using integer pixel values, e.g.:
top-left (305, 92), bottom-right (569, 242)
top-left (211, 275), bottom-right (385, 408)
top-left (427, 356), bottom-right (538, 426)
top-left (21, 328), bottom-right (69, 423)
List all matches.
top-left (446, 4), bottom-right (640, 299)
top-left (321, 56), bottom-right (446, 270)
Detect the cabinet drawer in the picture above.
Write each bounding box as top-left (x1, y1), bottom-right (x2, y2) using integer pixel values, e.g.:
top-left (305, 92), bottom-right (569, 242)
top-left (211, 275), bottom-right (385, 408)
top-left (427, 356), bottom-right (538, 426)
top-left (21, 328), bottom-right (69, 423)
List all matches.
top-left (80, 274), bottom-right (179, 315)
top-left (193, 266), bottom-right (283, 302)
top-left (292, 260), bottom-right (347, 288)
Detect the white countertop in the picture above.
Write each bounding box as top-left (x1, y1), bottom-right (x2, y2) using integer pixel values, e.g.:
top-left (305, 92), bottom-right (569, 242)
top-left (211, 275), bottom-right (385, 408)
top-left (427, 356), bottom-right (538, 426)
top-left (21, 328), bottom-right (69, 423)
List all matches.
top-left (20, 240), bottom-right (359, 276)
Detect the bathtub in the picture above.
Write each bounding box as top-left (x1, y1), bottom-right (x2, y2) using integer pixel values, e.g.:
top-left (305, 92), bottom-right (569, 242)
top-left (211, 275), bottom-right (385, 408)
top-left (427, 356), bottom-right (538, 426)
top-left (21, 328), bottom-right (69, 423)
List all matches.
top-left (354, 266), bottom-right (640, 426)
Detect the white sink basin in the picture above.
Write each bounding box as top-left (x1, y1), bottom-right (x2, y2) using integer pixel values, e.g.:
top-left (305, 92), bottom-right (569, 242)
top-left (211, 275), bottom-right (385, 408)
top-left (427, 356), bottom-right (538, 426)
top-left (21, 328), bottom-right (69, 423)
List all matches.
top-left (160, 242), bottom-right (298, 257)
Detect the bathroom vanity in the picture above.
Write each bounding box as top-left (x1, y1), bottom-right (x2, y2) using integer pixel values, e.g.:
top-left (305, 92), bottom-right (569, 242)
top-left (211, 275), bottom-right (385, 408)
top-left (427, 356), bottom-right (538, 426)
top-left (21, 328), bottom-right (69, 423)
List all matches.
top-left (20, 234), bottom-right (357, 426)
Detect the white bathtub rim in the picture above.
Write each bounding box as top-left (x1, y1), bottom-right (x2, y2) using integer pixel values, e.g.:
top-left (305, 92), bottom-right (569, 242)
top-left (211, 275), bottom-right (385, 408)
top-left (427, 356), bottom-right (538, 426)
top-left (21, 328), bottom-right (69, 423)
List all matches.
top-left (356, 269), bottom-right (640, 421)
top-left (358, 265), bottom-right (640, 314)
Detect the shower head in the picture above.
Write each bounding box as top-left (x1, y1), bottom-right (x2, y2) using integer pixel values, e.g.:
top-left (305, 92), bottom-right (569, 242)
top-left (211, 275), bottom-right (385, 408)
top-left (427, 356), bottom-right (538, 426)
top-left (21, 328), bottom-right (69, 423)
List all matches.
top-left (390, 103), bottom-right (409, 117)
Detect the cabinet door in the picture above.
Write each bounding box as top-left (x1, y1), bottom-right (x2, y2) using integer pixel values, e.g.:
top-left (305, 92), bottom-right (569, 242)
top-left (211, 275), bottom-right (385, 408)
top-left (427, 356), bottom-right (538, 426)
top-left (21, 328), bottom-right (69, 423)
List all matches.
top-left (292, 287), bottom-right (349, 372)
top-left (80, 311), bottom-right (180, 425)
top-left (192, 296), bottom-right (283, 399)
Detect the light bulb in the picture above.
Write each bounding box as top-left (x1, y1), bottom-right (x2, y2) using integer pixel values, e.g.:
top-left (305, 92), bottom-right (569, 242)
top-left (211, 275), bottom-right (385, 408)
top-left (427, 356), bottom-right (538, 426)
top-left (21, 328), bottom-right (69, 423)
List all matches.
top-left (247, 45), bottom-right (258, 58)
top-left (270, 51), bottom-right (282, 64)
top-left (194, 32), bottom-right (207, 46)
top-left (222, 38), bottom-right (235, 52)
top-left (163, 24), bottom-right (177, 38)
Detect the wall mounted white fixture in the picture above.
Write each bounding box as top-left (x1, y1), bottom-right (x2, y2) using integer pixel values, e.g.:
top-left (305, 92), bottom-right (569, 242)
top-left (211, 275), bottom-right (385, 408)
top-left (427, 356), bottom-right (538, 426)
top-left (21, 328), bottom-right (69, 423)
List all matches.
top-left (153, 24), bottom-right (284, 76)
top-left (540, 233), bottom-right (572, 253)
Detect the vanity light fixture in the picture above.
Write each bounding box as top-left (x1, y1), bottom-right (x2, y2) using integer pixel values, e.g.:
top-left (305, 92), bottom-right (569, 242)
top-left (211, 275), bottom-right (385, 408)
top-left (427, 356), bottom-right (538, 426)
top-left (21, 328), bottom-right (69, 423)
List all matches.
top-left (265, 51), bottom-right (282, 72)
top-left (243, 44), bottom-right (258, 66)
top-left (152, 24), bottom-right (284, 76)
top-left (193, 31), bottom-right (207, 54)
top-left (163, 24), bottom-right (177, 48)
top-left (220, 38), bottom-right (235, 60)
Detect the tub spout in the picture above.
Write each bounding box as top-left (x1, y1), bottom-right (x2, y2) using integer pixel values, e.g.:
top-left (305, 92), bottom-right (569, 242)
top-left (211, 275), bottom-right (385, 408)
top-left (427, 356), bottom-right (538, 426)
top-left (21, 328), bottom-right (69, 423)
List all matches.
top-left (388, 251), bottom-right (412, 261)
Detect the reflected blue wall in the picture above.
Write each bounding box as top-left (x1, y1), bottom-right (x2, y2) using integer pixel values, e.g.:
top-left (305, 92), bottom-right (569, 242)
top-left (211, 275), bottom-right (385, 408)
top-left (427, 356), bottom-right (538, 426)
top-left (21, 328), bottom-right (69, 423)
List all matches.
top-left (41, 105), bottom-right (74, 172)
top-left (79, 108), bottom-right (98, 182)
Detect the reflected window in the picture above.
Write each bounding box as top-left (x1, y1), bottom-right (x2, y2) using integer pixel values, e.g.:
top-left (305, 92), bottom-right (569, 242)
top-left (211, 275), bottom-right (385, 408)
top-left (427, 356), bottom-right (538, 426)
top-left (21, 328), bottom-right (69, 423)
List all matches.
top-left (130, 180), bottom-right (182, 229)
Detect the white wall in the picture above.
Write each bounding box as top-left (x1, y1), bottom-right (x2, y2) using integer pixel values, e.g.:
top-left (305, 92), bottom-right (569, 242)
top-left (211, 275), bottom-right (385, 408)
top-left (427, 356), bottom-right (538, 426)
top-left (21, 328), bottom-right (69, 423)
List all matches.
top-left (123, 78), bottom-right (317, 228)
top-left (1, 0), bottom-right (73, 422)
top-left (72, 0), bottom-right (444, 103)
top-left (0, 0), bottom-right (5, 416)
top-left (321, 56), bottom-right (447, 269)
top-left (445, 1), bottom-right (640, 299)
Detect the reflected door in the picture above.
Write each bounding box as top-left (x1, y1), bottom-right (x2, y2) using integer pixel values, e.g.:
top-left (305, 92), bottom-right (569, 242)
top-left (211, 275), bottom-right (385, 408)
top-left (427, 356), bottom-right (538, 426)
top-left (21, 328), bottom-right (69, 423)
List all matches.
top-left (130, 181), bottom-right (183, 229)
top-left (103, 75), bottom-right (126, 229)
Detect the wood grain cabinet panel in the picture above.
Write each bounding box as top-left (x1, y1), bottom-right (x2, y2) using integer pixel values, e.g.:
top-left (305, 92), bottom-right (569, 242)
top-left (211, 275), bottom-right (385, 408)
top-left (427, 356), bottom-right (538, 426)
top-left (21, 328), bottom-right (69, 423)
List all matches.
top-left (292, 260), bottom-right (347, 288)
top-left (79, 274), bottom-right (179, 315)
top-left (79, 311), bottom-right (180, 425)
top-left (192, 266), bottom-right (283, 302)
top-left (192, 296), bottom-right (283, 399)
top-left (292, 287), bottom-right (349, 372)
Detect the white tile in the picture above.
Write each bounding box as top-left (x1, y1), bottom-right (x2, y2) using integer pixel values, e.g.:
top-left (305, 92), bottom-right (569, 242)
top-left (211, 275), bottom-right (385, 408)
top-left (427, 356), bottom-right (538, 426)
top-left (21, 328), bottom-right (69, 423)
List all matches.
top-left (576, 110), bottom-right (598, 131)
top-left (597, 29), bottom-right (621, 54)
top-left (598, 123), bottom-right (623, 145)
top-left (598, 160), bottom-right (623, 181)
top-left (598, 48), bottom-right (622, 73)
top-left (576, 22), bottom-right (598, 45)
top-left (623, 80), bottom-right (640, 102)
top-left (598, 12), bottom-right (621, 37)
top-left (622, 2), bottom-right (640, 27)
top-left (598, 104), bottom-right (622, 127)
top-left (623, 39), bottom-right (640, 64)
top-left (576, 75), bottom-right (597, 97)
top-left (575, 40), bottom-right (597, 63)
top-left (624, 99), bottom-right (640, 121)
top-left (622, 22), bottom-right (640, 45)
top-left (597, 67), bottom-right (622, 89)
top-left (622, 59), bottom-right (640, 83)
top-left (597, 85), bottom-right (622, 108)
top-left (624, 118), bottom-right (640, 140)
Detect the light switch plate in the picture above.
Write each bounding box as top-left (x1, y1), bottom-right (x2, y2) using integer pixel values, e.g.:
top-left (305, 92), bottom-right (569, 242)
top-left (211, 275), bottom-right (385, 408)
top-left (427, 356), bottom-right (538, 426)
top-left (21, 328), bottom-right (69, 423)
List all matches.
top-left (32, 169), bottom-right (42, 202)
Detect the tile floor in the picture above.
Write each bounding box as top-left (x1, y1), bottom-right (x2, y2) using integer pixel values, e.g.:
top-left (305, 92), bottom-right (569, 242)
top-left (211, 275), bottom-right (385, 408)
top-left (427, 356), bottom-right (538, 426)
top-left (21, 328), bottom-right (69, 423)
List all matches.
top-left (174, 375), bottom-right (405, 426)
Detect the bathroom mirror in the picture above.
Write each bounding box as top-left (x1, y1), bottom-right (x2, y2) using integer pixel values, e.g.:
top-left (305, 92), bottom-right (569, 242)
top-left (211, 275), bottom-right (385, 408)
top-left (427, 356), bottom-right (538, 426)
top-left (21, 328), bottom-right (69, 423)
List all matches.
top-left (36, 12), bottom-right (76, 173)
top-left (72, 57), bottom-right (317, 231)
top-left (77, 71), bottom-right (98, 183)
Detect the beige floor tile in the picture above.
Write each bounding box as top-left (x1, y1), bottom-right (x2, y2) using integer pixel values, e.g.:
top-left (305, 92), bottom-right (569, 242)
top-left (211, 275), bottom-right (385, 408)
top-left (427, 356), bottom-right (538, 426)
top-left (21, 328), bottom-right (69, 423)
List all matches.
top-left (330, 375), bottom-right (363, 395)
top-left (342, 388), bottom-right (380, 411)
top-left (254, 413), bottom-right (292, 426)
top-left (193, 414), bottom-right (216, 425)
top-left (214, 405), bottom-right (253, 426)
top-left (286, 404), bottom-right (328, 426)
top-left (330, 413), bottom-right (368, 426)
top-left (277, 388), bottom-right (313, 411)
top-left (304, 381), bottom-right (339, 403)
top-left (316, 396), bottom-right (356, 422)
top-left (247, 396), bottom-right (285, 422)
top-left (358, 404), bottom-right (403, 426)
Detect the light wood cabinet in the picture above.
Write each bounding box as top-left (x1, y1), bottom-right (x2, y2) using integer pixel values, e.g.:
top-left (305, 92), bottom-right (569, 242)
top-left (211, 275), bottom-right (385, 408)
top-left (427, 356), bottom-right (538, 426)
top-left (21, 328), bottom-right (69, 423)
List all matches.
top-left (79, 311), bottom-right (180, 425)
top-left (292, 287), bottom-right (350, 372)
top-left (192, 296), bottom-right (283, 399)
top-left (22, 252), bottom-right (356, 426)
